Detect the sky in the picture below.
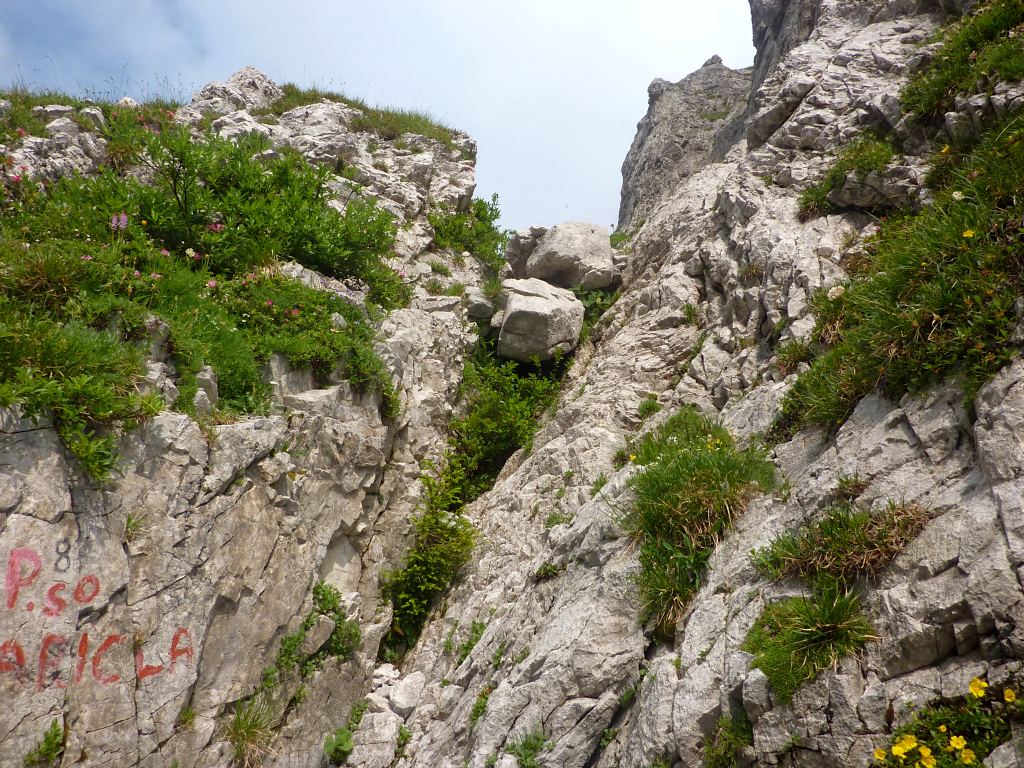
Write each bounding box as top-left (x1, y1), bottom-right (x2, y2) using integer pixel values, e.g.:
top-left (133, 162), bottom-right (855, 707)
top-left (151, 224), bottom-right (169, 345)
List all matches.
top-left (0, 1), bottom-right (756, 231)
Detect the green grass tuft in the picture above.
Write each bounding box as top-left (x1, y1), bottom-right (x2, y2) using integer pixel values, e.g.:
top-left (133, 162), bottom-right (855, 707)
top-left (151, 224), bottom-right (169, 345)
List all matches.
top-left (621, 407), bottom-right (775, 632)
top-left (742, 578), bottom-right (874, 703)
top-left (751, 500), bottom-right (929, 582)
top-left (798, 135), bottom-right (895, 219)
top-left (702, 713), bottom-right (753, 768)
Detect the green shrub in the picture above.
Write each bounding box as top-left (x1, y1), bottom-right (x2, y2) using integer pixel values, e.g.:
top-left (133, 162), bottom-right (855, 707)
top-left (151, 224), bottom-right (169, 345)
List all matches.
top-left (590, 472), bottom-right (608, 497)
top-left (276, 581), bottom-right (361, 677)
top-left (779, 110), bottom-right (1024, 436)
top-left (621, 407), bottom-right (775, 631)
top-left (0, 120), bottom-right (403, 478)
top-left (428, 194), bottom-right (509, 276)
top-left (22, 719), bottom-right (63, 768)
top-left (703, 713), bottom-right (753, 768)
top-left (751, 500), bottom-right (929, 582)
top-left (609, 231), bottom-right (631, 249)
top-left (224, 695), bottom-right (274, 768)
top-left (534, 562), bottom-right (563, 581)
top-left (903, 0), bottom-right (1024, 120)
top-left (742, 578), bottom-right (874, 703)
top-left (798, 136), bottom-right (894, 219)
top-left (323, 726), bottom-right (355, 765)
top-left (573, 286), bottom-right (620, 339)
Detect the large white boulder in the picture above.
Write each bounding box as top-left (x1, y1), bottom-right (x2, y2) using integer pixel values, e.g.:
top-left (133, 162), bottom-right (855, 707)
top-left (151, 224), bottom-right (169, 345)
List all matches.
top-left (496, 278), bottom-right (585, 362)
top-left (508, 222), bottom-right (618, 290)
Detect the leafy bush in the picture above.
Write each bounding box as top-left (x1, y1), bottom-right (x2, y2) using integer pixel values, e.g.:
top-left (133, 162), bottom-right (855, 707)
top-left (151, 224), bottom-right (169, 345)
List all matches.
top-left (903, 0), bottom-right (1024, 120)
top-left (573, 286), bottom-right (620, 340)
top-left (323, 726), bottom-right (355, 765)
top-left (742, 577), bottom-right (874, 703)
top-left (428, 194), bottom-right (509, 276)
top-left (621, 407), bottom-right (775, 632)
top-left (779, 109), bottom-right (1024, 435)
top-left (751, 500), bottom-right (929, 582)
top-left (0, 115), bottom-right (404, 478)
top-left (637, 396), bottom-right (662, 420)
top-left (470, 685), bottom-right (493, 725)
top-left (798, 135), bottom-right (895, 219)
top-left (873, 676), bottom-right (1024, 766)
top-left (276, 581), bottom-right (361, 678)
top-left (224, 695), bottom-right (274, 768)
top-left (22, 719), bottom-right (63, 768)
top-left (703, 713), bottom-right (753, 768)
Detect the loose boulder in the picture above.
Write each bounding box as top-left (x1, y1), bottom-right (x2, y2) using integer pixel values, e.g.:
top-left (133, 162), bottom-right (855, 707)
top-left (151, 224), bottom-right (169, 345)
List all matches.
top-left (509, 222), bottom-right (618, 290)
top-left (496, 278), bottom-right (585, 362)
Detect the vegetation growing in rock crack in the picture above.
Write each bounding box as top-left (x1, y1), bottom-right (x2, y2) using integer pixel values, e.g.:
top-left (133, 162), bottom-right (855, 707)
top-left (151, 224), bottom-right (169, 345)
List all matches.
top-left (0, 104), bottom-right (407, 480)
top-left (777, 2), bottom-right (1024, 439)
top-left (702, 713), bottom-right (753, 768)
top-left (428, 194), bottom-right (509, 299)
top-left (798, 134), bottom-right (895, 219)
top-left (742, 576), bottom-right (874, 703)
top-left (872, 676), bottom-right (1024, 767)
top-left (274, 581), bottom-right (361, 680)
top-left (750, 499), bottom-right (929, 582)
top-left (380, 340), bottom-right (564, 656)
top-left (456, 619), bottom-right (487, 663)
top-left (620, 406), bottom-right (775, 632)
top-left (22, 719), bottom-right (63, 768)
top-left (322, 701), bottom-right (367, 765)
top-left (507, 730), bottom-right (548, 768)
top-left (224, 694), bottom-right (274, 768)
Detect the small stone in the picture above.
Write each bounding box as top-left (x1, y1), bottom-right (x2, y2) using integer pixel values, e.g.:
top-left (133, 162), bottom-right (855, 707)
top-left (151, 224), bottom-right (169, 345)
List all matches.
top-left (389, 671), bottom-right (427, 717)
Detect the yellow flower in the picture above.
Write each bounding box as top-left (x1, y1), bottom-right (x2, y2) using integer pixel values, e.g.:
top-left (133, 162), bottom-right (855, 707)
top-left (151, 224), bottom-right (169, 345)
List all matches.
top-left (874, 748), bottom-right (887, 762)
top-left (961, 748), bottom-right (976, 764)
top-left (1005, 688), bottom-right (1016, 703)
top-left (949, 735), bottom-right (967, 750)
top-left (963, 229), bottom-right (976, 238)
top-left (921, 755), bottom-right (937, 768)
top-left (941, 145), bottom-right (951, 154)
top-left (897, 735), bottom-right (918, 750)
top-left (969, 677), bottom-right (988, 698)
top-left (628, 454), bottom-right (636, 462)
top-left (918, 745), bottom-right (932, 758)
top-left (938, 725), bottom-right (947, 733)
top-left (892, 743), bottom-right (908, 757)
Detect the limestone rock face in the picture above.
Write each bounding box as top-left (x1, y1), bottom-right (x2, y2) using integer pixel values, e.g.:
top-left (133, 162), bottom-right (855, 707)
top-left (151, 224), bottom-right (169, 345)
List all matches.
top-left (496, 279), bottom-right (585, 362)
top-left (508, 222), bottom-right (618, 290)
top-left (618, 55), bottom-right (753, 231)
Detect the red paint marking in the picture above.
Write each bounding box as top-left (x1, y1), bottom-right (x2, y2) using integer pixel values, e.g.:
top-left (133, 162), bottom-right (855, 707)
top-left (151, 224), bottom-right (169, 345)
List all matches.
top-left (168, 627), bottom-right (193, 671)
top-left (43, 583), bottom-right (67, 617)
top-left (134, 646), bottom-right (164, 681)
top-left (5, 547), bottom-right (42, 609)
top-left (24, 602), bottom-right (33, 611)
top-left (73, 575), bottom-right (100, 605)
top-left (36, 634), bottom-right (67, 691)
top-left (0, 639), bottom-right (26, 682)
top-left (91, 634), bottom-right (124, 684)
top-left (74, 633), bottom-right (89, 684)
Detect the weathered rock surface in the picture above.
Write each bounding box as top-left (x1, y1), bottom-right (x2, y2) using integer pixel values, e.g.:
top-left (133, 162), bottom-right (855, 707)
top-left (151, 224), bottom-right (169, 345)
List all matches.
top-left (618, 55), bottom-right (753, 231)
top-left (6, 2), bottom-right (1024, 767)
top-left (495, 278), bottom-right (585, 362)
top-left (507, 222), bottom-right (618, 290)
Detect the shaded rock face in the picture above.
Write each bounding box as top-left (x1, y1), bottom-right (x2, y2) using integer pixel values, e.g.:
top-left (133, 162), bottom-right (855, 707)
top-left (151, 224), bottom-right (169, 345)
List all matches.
top-left (618, 56), bottom-right (753, 232)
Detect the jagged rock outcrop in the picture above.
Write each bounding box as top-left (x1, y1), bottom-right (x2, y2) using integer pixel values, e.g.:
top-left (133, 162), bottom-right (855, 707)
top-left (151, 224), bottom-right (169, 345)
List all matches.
top-left (618, 56), bottom-right (753, 232)
top-left (7, 0), bottom-right (1024, 765)
top-left (506, 222), bottom-right (618, 290)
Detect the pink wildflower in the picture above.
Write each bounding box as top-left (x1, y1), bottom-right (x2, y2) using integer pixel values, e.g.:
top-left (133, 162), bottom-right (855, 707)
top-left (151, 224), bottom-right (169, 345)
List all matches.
top-left (150, 273), bottom-right (161, 279)
top-left (291, 308), bottom-right (300, 316)
top-left (206, 279), bottom-right (218, 289)
top-left (16, 127), bottom-right (26, 138)
top-left (206, 222), bottom-right (225, 233)
top-left (265, 299), bottom-right (273, 306)
top-left (11, 175), bottom-right (21, 183)
top-left (133, 270), bottom-right (141, 277)
top-left (160, 248), bottom-right (170, 256)
top-left (80, 254), bottom-right (93, 261)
